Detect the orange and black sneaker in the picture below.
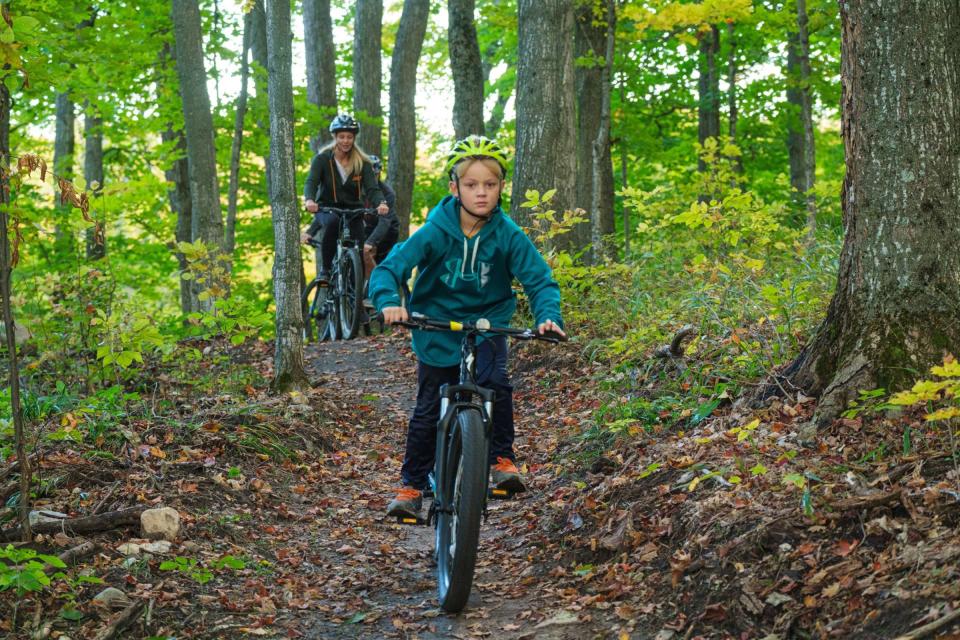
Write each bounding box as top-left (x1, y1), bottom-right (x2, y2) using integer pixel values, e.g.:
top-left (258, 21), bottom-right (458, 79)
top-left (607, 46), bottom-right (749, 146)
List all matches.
top-left (490, 457), bottom-right (526, 493)
top-left (386, 486), bottom-right (423, 518)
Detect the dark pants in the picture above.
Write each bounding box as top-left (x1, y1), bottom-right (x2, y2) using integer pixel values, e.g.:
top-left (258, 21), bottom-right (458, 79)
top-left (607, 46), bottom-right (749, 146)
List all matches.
top-left (401, 335), bottom-right (515, 490)
top-left (363, 225), bottom-right (399, 263)
top-left (314, 209), bottom-right (365, 273)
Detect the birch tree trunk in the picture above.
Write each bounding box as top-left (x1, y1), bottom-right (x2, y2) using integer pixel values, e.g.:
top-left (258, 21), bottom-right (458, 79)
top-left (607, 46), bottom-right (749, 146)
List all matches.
top-left (448, 0), bottom-right (484, 138)
top-left (786, 0), bottom-right (960, 425)
top-left (388, 0), bottom-right (430, 241)
top-left (172, 0), bottom-right (225, 311)
top-left (265, 0), bottom-right (308, 392)
top-left (353, 0), bottom-right (383, 157)
top-left (303, 0), bottom-right (337, 153)
top-left (513, 0), bottom-right (576, 232)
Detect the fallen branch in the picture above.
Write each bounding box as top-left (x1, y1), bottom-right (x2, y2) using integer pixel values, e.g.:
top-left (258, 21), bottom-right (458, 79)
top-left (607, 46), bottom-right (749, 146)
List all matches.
top-left (0, 505), bottom-right (146, 542)
top-left (893, 607), bottom-right (960, 640)
top-left (828, 489), bottom-right (902, 514)
top-left (57, 541), bottom-right (99, 566)
top-left (654, 324), bottom-right (696, 359)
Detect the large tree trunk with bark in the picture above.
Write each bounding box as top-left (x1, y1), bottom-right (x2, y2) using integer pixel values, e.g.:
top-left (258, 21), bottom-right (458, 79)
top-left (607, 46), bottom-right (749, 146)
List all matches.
top-left (83, 105), bottom-right (105, 260)
top-left (573, 2), bottom-right (602, 253)
top-left (353, 0), bottom-right (383, 157)
top-left (448, 0), bottom-right (484, 139)
top-left (513, 0), bottom-right (576, 232)
top-left (697, 25), bottom-right (720, 172)
top-left (265, 0), bottom-right (308, 392)
top-left (589, 0), bottom-right (616, 263)
top-left (388, 0), bottom-right (430, 241)
top-left (787, 0), bottom-right (960, 425)
top-left (53, 92), bottom-right (76, 259)
top-left (172, 0), bottom-right (225, 311)
top-left (303, 0), bottom-right (337, 153)
top-left (785, 29), bottom-right (805, 204)
top-left (162, 126), bottom-right (193, 315)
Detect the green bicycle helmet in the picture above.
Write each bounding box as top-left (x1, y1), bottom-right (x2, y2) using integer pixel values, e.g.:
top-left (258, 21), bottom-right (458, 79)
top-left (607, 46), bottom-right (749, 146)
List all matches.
top-left (444, 135), bottom-right (509, 180)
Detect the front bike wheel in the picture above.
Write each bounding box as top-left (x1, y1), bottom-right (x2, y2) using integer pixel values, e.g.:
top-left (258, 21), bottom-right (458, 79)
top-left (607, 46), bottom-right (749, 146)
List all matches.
top-left (338, 248), bottom-right (364, 340)
top-left (435, 408), bottom-right (487, 613)
top-left (301, 280), bottom-right (335, 342)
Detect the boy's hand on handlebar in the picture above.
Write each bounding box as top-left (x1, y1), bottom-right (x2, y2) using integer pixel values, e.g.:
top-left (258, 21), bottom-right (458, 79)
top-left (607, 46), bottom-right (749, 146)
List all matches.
top-left (305, 199), bottom-right (319, 213)
top-left (377, 202), bottom-right (389, 215)
top-left (383, 306), bottom-right (409, 325)
top-left (537, 319), bottom-right (566, 338)
top-left (300, 232), bottom-right (312, 244)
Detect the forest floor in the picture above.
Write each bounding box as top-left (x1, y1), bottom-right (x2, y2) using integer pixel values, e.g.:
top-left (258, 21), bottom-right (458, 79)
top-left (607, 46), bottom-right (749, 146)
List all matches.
top-left (3, 329), bottom-right (960, 639)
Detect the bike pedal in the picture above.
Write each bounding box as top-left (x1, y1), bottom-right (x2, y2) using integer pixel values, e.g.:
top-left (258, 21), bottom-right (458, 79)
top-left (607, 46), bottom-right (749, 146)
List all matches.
top-left (396, 514), bottom-right (428, 525)
top-left (488, 487), bottom-right (515, 500)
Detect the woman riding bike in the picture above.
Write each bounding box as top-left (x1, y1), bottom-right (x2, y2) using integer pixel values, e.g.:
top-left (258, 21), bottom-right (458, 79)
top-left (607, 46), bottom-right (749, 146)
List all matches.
top-left (300, 114), bottom-right (388, 283)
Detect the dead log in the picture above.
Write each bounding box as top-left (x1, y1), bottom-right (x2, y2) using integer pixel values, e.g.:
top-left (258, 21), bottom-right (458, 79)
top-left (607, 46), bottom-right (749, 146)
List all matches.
top-left (0, 505), bottom-right (146, 542)
top-left (93, 599), bottom-right (146, 640)
top-left (655, 324), bottom-right (696, 359)
top-left (893, 607), bottom-right (960, 640)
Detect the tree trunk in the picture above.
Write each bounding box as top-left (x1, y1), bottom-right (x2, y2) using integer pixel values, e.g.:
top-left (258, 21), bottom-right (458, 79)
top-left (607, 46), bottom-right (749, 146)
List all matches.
top-left (353, 0), bottom-right (383, 157)
top-left (53, 92), bottom-right (76, 259)
top-left (83, 105), bottom-right (105, 260)
top-left (448, 0), bottom-right (485, 139)
top-left (590, 0), bottom-right (616, 263)
top-left (0, 81), bottom-right (31, 541)
top-left (172, 0), bottom-right (225, 311)
top-left (225, 12), bottom-right (251, 260)
top-left (697, 24), bottom-right (720, 172)
top-left (265, 0), bottom-right (308, 392)
top-left (303, 0), bottom-right (337, 153)
top-left (620, 79), bottom-right (630, 260)
top-left (786, 0), bottom-right (960, 425)
top-left (388, 0), bottom-right (430, 241)
top-left (573, 1), bottom-right (602, 253)
top-left (726, 21), bottom-right (742, 177)
top-left (796, 0), bottom-right (817, 241)
top-left (250, 0), bottom-right (271, 193)
top-left (513, 0), bottom-right (577, 232)
top-left (162, 126), bottom-right (193, 315)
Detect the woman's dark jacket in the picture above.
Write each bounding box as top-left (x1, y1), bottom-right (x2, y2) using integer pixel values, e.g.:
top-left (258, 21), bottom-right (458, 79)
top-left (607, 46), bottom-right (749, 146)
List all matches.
top-left (364, 181), bottom-right (400, 247)
top-left (303, 149), bottom-right (385, 210)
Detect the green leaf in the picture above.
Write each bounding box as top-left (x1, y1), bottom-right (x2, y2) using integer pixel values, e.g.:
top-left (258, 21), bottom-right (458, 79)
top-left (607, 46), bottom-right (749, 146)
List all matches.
top-left (750, 463), bottom-right (767, 476)
top-left (38, 554), bottom-right (67, 569)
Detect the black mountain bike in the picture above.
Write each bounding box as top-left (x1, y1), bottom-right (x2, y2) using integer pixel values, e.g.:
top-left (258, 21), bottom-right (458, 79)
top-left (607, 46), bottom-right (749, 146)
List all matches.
top-left (301, 207), bottom-right (375, 342)
top-left (394, 312), bottom-right (565, 613)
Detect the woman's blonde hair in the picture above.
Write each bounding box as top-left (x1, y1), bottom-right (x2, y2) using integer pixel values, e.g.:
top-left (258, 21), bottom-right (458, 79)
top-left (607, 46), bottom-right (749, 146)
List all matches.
top-left (321, 138), bottom-right (372, 177)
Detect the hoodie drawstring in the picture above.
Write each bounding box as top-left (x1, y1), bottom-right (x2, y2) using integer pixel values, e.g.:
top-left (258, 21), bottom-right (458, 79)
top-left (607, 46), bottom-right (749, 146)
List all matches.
top-left (461, 235), bottom-right (481, 278)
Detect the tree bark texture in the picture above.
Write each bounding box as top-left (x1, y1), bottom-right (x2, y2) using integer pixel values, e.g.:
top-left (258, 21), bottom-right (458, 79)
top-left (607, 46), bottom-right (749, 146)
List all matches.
top-left (353, 0), bottom-right (383, 157)
top-left (590, 0), bottom-right (616, 263)
top-left (785, 29), bottom-right (805, 201)
top-left (53, 92), bottom-right (76, 258)
top-left (573, 2), bottom-right (602, 251)
top-left (388, 0), bottom-right (430, 241)
top-left (0, 82), bottom-right (31, 541)
top-left (172, 0), bottom-right (225, 310)
top-left (250, 0), bottom-right (271, 195)
top-left (697, 25), bottom-right (720, 172)
top-left (303, 0), bottom-right (338, 153)
top-left (448, 0), bottom-right (485, 139)
top-left (162, 126), bottom-right (193, 315)
top-left (225, 12), bottom-right (251, 259)
top-left (787, 0), bottom-right (960, 424)
top-left (796, 0), bottom-right (817, 239)
top-left (513, 0), bottom-right (577, 231)
top-left (265, 0), bottom-right (308, 392)
top-left (83, 106), bottom-right (105, 260)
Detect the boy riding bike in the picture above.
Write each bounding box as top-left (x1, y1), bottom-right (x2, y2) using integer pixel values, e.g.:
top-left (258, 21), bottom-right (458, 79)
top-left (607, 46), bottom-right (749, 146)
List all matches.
top-left (369, 135), bottom-right (565, 519)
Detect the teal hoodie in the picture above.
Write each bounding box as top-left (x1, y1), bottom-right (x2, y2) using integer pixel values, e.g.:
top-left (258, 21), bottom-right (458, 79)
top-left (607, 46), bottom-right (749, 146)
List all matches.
top-left (369, 195), bottom-right (563, 367)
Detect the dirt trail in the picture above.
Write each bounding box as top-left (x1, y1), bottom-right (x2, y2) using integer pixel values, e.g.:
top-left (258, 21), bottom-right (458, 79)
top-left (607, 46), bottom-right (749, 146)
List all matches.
top-left (294, 333), bottom-right (610, 640)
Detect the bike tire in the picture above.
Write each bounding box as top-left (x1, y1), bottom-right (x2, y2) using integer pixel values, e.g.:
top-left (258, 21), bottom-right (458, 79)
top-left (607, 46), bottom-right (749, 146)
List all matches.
top-left (435, 409), bottom-right (487, 613)
top-left (301, 280), bottom-right (334, 342)
top-left (338, 248), bottom-right (364, 340)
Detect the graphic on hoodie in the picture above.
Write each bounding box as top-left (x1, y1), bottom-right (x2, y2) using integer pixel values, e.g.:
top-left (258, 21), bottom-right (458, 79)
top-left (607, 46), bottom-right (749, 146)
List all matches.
top-left (440, 235), bottom-right (491, 290)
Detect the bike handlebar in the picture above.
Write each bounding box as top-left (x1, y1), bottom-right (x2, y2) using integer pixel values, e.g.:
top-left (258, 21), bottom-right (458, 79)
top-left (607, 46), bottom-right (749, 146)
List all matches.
top-left (394, 312), bottom-right (568, 343)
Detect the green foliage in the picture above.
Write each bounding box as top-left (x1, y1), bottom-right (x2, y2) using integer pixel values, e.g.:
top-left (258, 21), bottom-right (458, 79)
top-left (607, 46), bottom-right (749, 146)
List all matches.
top-left (159, 554), bottom-right (246, 586)
top-left (0, 544), bottom-right (67, 596)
